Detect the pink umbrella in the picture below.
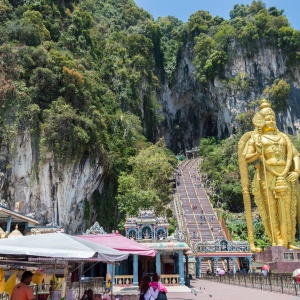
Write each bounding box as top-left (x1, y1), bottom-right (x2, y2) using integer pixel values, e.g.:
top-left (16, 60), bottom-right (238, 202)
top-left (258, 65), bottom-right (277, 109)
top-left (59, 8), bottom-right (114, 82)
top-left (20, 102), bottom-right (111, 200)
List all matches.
top-left (262, 265), bottom-right (270, 270)
top-left (219, 270), bottom-right (225, 276)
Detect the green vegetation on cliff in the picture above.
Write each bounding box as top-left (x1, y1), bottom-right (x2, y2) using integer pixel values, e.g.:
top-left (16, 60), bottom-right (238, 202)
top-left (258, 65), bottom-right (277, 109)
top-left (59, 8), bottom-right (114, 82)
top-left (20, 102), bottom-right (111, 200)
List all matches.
top-left (1, 0), bottom-right (300, 232)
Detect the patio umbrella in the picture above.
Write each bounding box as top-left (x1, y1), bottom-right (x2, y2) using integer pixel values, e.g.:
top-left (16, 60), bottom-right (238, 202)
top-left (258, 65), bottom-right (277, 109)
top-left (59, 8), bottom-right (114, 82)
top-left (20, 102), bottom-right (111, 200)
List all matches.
top-left (0, 232), bottom-right (128, 262)
top-left (262, 265), bottom-right (270, 270)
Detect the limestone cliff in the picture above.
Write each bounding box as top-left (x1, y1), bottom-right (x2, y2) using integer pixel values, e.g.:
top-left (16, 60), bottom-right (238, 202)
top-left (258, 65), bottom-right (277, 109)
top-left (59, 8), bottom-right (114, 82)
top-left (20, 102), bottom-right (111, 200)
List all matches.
top-left (0, 130), bottom-right (104, 234)
top-left (3, 42), bottom-right (300, 233)
top-left (2, 0), bottom-right (300, 232)
top-left (159, 42), bottom-right (300, 152)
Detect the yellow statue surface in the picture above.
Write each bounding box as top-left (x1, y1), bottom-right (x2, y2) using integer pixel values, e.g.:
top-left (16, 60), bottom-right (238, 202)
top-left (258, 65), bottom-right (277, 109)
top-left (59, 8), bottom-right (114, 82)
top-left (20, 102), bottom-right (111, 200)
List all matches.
top-left (238, 100), bottom-right (300, 252)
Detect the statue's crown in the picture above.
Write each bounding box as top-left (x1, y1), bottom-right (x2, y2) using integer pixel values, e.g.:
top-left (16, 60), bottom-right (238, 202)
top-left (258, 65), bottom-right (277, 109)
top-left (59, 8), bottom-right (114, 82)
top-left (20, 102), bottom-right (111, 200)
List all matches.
top-left (260, 99), bottom-right (271, 110)
top-left (259, 99), bottom-right (274, 116)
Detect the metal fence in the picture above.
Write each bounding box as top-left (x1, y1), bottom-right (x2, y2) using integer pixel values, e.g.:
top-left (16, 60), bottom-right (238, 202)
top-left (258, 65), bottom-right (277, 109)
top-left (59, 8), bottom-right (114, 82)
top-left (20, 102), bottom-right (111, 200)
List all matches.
top-left (201, 273), bottom-right (299, 296)
top-left (0, 277), bottom-right (105, 300)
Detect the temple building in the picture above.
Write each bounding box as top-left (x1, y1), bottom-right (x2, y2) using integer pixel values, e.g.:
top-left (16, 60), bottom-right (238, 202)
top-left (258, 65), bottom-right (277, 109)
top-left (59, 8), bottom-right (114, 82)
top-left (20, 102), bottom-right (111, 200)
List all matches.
top-left (83, 209), bottom-right (190, 286)
top-left (121, 208), bottom-right (190, 285)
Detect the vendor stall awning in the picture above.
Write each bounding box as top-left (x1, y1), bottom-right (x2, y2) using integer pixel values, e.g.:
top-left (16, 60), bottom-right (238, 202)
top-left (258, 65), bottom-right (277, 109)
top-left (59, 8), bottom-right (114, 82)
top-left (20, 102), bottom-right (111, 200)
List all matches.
top-left (77, 233), bottom-right (157, 257)
top-left (0, 232), bottom-right (129, 262)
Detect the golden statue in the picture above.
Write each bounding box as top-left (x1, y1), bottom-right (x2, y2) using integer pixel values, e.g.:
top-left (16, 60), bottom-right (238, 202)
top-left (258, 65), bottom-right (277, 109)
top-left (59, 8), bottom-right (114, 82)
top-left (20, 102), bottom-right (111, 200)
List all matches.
top-left (238, 99), bottom-right (300, 252)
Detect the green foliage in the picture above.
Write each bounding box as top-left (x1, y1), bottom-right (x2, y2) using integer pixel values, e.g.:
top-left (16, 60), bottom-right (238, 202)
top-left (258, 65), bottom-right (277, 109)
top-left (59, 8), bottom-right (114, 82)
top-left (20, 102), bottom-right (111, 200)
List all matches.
top-left (225, 212), bottom-right (270, 248)
top-left (214, 23), bottom-right (236, 49)
top-left (229, 4), bottom-right (248, 19)
top-left (193, 33), bottom-right (227, 82)
top-left (235, 110), bottom-right (256, 134)
top-left (156, 16), bottom-right (183, 82)
top-left (117, 139), bottom-right (177, 219)
top-left (228, 73), bottom-right (251, 94)
top-left (277, 27), bottom-right (300, 66)
top-left (168, 217), bottom-right (176, 235)
top-left (199, 136), bottom-right (243, 212)
top-left (263, 79), bottom-right (291, 112)
top-left (9, 10), bottom-right (51, 46)
top-left (1, 0), bottom-right (300, 233)
top-left (41, 98), bottom-right (101, 160)
top-left (187, 10), bottom-right (212, 37)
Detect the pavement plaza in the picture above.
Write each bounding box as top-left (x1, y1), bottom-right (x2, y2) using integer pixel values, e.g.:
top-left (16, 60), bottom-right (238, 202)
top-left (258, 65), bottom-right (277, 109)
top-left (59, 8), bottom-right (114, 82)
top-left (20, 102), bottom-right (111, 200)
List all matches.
top-left (166, 280), bottom-right (299, 300)
top-left (114, 279), bottom-right (299, 300)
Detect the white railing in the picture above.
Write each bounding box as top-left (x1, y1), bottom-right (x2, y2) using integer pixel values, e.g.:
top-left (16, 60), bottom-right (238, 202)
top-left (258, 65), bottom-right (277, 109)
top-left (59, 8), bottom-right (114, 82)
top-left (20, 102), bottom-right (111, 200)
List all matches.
top-left (113, 275), bottom-right (180, 286)
top-left (161, 274), bottom-right (180, 285)
top-left (114, 275), bottom-right (133, 286)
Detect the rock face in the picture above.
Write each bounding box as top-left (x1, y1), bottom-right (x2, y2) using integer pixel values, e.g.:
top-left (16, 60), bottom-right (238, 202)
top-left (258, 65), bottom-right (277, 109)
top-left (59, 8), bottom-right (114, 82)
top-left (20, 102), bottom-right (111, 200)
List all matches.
top-left (159, 42), bottom-right (300, 152)
top-left (1, 130), bottom-right (104, 234)
top-left (2, 41), bottom-right (300, 233)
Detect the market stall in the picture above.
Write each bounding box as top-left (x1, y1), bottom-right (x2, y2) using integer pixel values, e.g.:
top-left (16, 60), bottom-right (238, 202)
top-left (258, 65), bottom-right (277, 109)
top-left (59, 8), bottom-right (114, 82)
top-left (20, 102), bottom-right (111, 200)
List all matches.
top-left (0, 232), bottom-right (129, 300)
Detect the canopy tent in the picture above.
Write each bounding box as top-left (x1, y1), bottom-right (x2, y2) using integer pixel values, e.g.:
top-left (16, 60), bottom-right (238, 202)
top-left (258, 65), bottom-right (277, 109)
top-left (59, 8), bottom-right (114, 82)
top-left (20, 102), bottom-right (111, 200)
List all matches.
top-left (77, 233), bottom-right (157, 257)
top-left (0, 232), bottom-right (128, 262)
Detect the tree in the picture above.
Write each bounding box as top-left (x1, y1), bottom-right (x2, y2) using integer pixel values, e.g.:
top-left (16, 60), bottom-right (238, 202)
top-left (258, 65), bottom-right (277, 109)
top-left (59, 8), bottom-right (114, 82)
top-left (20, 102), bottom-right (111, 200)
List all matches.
top-left (187, 10), bottom-right (212, 37)
top-left (19, 10), bottom-right (50, 46)
top-left (263, 79), bottom-right (291, 112)
top-left (194, 34), bottom-right (227, 82)
top-left (117, 139), bottom-right (176, 217)
top-left (199, 136), bottom-right (244, 212)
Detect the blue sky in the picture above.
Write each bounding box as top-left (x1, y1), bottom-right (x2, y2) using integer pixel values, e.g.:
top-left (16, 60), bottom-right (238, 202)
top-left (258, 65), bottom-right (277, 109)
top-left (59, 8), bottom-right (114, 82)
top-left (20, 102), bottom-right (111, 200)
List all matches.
top-left (133, 0), bottom-right (300, 30)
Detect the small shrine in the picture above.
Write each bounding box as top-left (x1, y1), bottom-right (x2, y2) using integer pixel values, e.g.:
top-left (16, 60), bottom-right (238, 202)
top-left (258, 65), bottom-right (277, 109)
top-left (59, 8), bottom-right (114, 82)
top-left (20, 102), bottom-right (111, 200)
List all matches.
top-left (121, 208), bottom-right (189, 286)
top-left (82, 210), bottom-right (189, 286)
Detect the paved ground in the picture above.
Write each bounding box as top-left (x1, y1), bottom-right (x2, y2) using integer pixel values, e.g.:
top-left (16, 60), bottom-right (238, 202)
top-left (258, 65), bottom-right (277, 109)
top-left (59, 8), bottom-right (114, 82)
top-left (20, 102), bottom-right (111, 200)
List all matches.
top-left (167, 280), bottom-right (299, 300)
top-left (114, 279), bottom-right (299, 299)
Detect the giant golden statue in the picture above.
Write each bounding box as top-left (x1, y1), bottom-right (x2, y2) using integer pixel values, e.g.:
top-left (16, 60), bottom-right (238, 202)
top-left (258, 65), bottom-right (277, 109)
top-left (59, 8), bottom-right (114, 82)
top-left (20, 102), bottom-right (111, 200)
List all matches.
top-left (238, 99), bottom-right (300, 252)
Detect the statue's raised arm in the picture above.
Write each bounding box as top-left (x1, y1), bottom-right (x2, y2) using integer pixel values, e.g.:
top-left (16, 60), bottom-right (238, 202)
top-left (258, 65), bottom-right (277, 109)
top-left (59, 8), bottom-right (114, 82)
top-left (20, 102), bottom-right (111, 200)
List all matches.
top-left (238, 99), bottom-right (300, 251)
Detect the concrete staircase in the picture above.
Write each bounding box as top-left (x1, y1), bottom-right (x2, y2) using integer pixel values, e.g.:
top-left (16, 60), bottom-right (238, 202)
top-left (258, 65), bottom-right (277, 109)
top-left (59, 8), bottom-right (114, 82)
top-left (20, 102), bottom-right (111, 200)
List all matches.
top-left (174, 158), bottom-right (235, 274)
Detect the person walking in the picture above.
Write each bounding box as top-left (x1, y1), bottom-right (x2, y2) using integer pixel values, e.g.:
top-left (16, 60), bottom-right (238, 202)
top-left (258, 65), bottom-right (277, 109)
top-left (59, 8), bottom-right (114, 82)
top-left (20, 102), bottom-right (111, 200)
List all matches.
top-left (139, 275), bottom-right (158, 300)
top-left (81, 289), bottom-right (97, 300)
top-left (150, 273), bottom-right (167, 300)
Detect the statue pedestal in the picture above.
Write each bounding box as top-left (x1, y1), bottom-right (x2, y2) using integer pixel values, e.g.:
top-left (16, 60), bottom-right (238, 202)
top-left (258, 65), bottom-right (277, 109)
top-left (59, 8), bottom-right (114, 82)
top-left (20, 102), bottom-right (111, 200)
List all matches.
top-left (254, 246), bottom-right (300, 273)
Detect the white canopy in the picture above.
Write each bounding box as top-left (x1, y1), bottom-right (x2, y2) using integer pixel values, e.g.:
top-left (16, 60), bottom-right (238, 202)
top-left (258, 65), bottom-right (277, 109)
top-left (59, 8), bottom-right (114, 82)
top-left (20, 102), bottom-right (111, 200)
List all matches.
top-left (0, 232), bottom-right (128, 262)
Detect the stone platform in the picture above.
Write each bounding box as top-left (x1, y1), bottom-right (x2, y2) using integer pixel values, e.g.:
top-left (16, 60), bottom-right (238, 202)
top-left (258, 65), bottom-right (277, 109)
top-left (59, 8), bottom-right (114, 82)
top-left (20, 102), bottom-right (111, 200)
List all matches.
top-left (254, 246), bottom-right (300, 273)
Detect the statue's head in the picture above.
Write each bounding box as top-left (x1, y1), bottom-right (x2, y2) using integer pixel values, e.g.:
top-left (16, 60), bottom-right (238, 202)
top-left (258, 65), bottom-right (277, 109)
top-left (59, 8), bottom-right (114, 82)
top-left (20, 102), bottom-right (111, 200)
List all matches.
top-left (259, 99), bottom-right (275, 117)
top-left (252, 99), bottom-right (276, 131)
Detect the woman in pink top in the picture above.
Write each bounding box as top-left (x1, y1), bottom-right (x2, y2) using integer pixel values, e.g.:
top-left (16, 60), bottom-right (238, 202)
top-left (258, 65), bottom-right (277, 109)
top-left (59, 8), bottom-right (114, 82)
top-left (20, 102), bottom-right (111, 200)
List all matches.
top-left (150, 273), bottom-right (167, 299)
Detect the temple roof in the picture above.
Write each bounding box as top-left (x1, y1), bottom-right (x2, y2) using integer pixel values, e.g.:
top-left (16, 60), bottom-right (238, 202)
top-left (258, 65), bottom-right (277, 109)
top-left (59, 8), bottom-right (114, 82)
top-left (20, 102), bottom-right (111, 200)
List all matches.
top-left (124, 207), bottom-right (169, 227)
top-left (0, 205), bottom-right (40, 227)
top-left (139, 241), bottom-right (190, 251)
